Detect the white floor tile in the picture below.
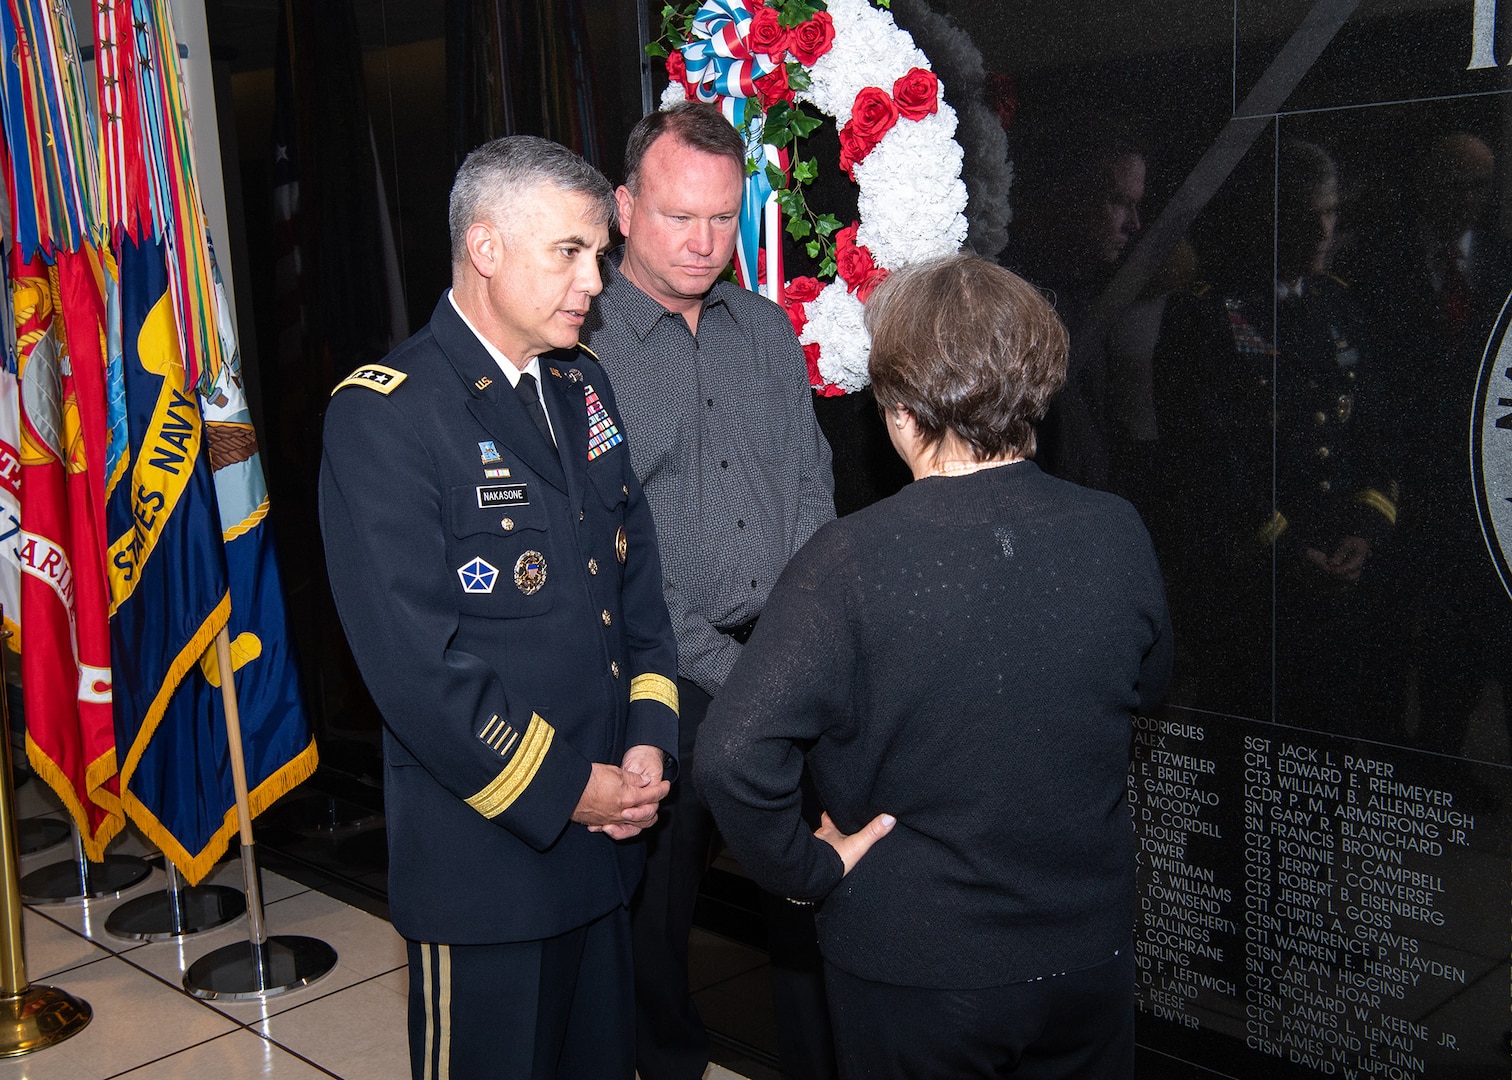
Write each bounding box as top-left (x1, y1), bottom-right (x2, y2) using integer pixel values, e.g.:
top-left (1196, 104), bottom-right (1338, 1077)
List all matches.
top-left (110, 1029), bottom-right (335, 1079)
top-left (0, 955), bottom-right (237, 1080)
top-left (18, 908), bottom-right (113, 980)
top-left (255, 977), bottom-right (411, 1080)
top-left (124, 887), bottom-right (404, 1024)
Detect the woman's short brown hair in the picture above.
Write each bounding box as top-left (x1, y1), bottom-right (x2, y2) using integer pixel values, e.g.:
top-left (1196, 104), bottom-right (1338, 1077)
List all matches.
top-left (866, 253), bottom-right (1069, 461)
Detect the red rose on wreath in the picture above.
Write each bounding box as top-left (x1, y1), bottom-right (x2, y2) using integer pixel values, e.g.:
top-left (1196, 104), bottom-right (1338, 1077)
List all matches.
top-left (837, 123), bottom-right (870, 179)
top-left (787, 302), bottom-right (808, 337)
top-left (855, 267), bottom-right (890, 304)
top-left (786, 276), bottom-right (822, 304)
top-left (835, 224), bottom-right (876, 291)
top-left (666, 49), bottom-right (688, 87)
top-left (748, 4), bottom-right (789, 60)
top-left (755, 63), bottom-right (794, 107)
top-left (892, 68), bottom-right (939, 122)
top-left (849, 87), bottom-right (900, 143)
top-left (788, 12), bottom-right (836, 65)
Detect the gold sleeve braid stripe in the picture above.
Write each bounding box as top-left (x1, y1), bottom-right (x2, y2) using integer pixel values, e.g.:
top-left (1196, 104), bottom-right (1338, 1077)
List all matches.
top-left (629, 673), bottom-right (679, 716)
top-left (1355, 488), bottom-right (1397, 526)
top-left (465, 714), bottom-right (554, 818)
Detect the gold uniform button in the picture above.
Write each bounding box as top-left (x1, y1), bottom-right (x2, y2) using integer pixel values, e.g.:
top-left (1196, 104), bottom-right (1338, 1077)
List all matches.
top-left (1319, 479), bottom-right (1332, 493)
top-left (602, 610), bottom-right (612, 627)
top-left (1316, 446), bottom-right (1330, 460)
top-left (622, 484), bottom-right (628, 496)
top-left (588, 558), bottom-right (599, 575)
top-left (501, 517), bottom-right (515, 531)
top-left (611, 661), bottom-right (620, 678)
top-left (580, 510), bottom-right (585, 522)
top-left (1314, 411), bottom-right (1327, 426)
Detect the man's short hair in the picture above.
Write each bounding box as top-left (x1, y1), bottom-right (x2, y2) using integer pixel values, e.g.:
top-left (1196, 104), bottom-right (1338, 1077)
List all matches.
top-left (448, 136), bottom-right (615, 264)
top-left (622, 102), bottom-right (745, 193)
top-left (867, 253), bottom-right (1069, 461)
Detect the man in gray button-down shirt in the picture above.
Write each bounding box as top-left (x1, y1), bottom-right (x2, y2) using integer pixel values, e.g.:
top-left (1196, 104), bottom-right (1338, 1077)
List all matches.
top-left (580, 102), bottom-right (835, 1080)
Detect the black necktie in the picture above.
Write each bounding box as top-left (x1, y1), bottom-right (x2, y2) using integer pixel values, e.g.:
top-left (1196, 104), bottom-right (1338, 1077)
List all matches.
top-left (515, 371), bottom-right (556, 450)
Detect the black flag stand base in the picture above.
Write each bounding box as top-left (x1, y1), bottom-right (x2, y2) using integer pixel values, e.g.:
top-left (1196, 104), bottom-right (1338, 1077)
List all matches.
top-left (105, 862), bottom-right (246, 942)
top-left (17, 833), bottom-right (151, 905)
top-left (0, 622), bottom-right (90, 1056)
top-left (183, 629), bottom-right (336, 1000)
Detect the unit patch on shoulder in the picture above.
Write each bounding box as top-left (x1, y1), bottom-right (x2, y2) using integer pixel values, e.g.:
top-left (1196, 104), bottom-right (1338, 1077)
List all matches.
top-left (332, 365), bottom-right (407, 396)
top-left (584, 385), bottom-right (623, 460)
top-left (458, 558), bottom-right (499, 594)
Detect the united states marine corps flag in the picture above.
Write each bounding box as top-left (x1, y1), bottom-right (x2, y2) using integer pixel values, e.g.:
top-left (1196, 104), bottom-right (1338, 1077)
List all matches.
top-left (0, 0), bottom-right (123, 856)
top-left (9, 247), bottom-right (120, 858)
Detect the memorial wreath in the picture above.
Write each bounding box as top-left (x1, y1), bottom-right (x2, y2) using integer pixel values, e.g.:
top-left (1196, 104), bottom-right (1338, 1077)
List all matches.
top-left (653, 0), bottom-right (969, 394)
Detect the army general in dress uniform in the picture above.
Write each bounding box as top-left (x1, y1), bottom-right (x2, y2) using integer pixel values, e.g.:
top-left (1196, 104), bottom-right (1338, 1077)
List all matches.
top-left (319, 136), bottom-right (679, 1080)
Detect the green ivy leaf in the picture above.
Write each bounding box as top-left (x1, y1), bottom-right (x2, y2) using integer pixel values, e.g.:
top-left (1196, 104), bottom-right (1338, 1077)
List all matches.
top-left (765, 162), bottom-right (787, 191)
top-left (806, 240), bottom-right (822, 258)
top-left (816, 214), bottom-right (843, 238)
top-left (788, 107), bottom-right (823, 139)
top-left (793, 158), bottom-right (819, 184)
top-left (787, 64), bottom-right (811, 93)
top-left (820, 253), bottom-right (837, 278)
top-left (644, 42), bottom-right (668, 59)
top-left (787, 219), bottom-right (813, 240)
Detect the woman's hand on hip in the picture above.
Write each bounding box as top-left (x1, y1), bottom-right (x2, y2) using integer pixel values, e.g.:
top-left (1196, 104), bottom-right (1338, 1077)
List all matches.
top-left (815, 811), bottom-right (897, 875)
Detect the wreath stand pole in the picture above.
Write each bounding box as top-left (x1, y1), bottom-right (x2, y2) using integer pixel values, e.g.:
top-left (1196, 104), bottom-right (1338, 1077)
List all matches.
top-left (182, 627), bottom-right (335, 1000)
top-left (0, 618), bottom-right (91, 1055)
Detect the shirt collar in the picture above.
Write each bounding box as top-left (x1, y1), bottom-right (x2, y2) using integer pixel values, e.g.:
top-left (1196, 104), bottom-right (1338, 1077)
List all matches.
top-left (446, 288), bottom-right (542, 388)
top-left (600, 247), bottom-right (732, 342)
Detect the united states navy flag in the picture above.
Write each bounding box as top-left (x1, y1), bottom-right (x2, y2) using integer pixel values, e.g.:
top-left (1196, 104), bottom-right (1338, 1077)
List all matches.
top-left (108, 235), bottom-right (315, 883)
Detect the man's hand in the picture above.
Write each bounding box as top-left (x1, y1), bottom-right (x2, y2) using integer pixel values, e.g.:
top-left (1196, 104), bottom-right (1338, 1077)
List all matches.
top-left (1304, 535), bottom-right (1371, 582)
top-left (620, 743), bottom-right (666, 787)
top-left (573, 761), bottom-right (670, 841)
top-left (815, 811), bottom-right (896, 876)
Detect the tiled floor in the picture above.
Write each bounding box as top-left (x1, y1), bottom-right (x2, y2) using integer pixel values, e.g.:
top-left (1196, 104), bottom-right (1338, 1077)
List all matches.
top-left (0, 776), bottom-right (764, 1079)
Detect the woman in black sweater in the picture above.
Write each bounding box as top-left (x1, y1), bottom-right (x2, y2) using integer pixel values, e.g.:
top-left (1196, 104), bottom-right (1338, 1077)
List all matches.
top-left (695, 253), bottom-right (1172, 1079)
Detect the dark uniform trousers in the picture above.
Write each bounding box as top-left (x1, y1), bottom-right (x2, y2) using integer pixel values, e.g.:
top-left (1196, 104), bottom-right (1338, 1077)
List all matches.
top-left (408, 907), bottom-right (634, 1080)
top-left (320, 296), bottom-right (679, 1080)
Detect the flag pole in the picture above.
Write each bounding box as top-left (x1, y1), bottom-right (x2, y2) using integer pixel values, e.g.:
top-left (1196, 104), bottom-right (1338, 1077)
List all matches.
top-left (183, 626), bottom-right (334, 1000)
top-left (0, 619), bottom-right (90, 1055)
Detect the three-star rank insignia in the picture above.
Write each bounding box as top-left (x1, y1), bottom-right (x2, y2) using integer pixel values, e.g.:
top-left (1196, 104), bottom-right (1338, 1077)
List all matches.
top-left (458, 557), bottom-right (499, 594)
top-left (615, 525), bottom-right (628, 565)
top-left (514, 550), bottom-right (548, 594)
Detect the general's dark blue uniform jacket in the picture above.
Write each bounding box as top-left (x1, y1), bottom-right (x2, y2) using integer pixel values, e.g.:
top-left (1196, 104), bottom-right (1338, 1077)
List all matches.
top-left (319, 296), bottom-right (679, 944)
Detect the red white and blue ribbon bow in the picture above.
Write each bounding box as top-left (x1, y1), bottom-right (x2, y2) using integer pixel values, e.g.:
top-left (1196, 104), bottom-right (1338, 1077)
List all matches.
top-left (682, 0), bottom-right (776, 103)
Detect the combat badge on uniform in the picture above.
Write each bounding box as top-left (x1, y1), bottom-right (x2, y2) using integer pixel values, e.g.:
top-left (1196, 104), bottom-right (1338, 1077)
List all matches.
top-left (584, 385), bottom-right (624, 461)
top-left (458, 558), bottom-right (499, 594)
top-left (514, 551), bottom-right (547, 595)
top-left (332, 364), bottom-right (407, 396)
top-left (479, 441), bottom-right (502, 464)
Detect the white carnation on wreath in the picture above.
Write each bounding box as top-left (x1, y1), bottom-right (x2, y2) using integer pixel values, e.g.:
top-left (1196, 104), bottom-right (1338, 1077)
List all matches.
top-left (653, 0), bottom-right (968, 394)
